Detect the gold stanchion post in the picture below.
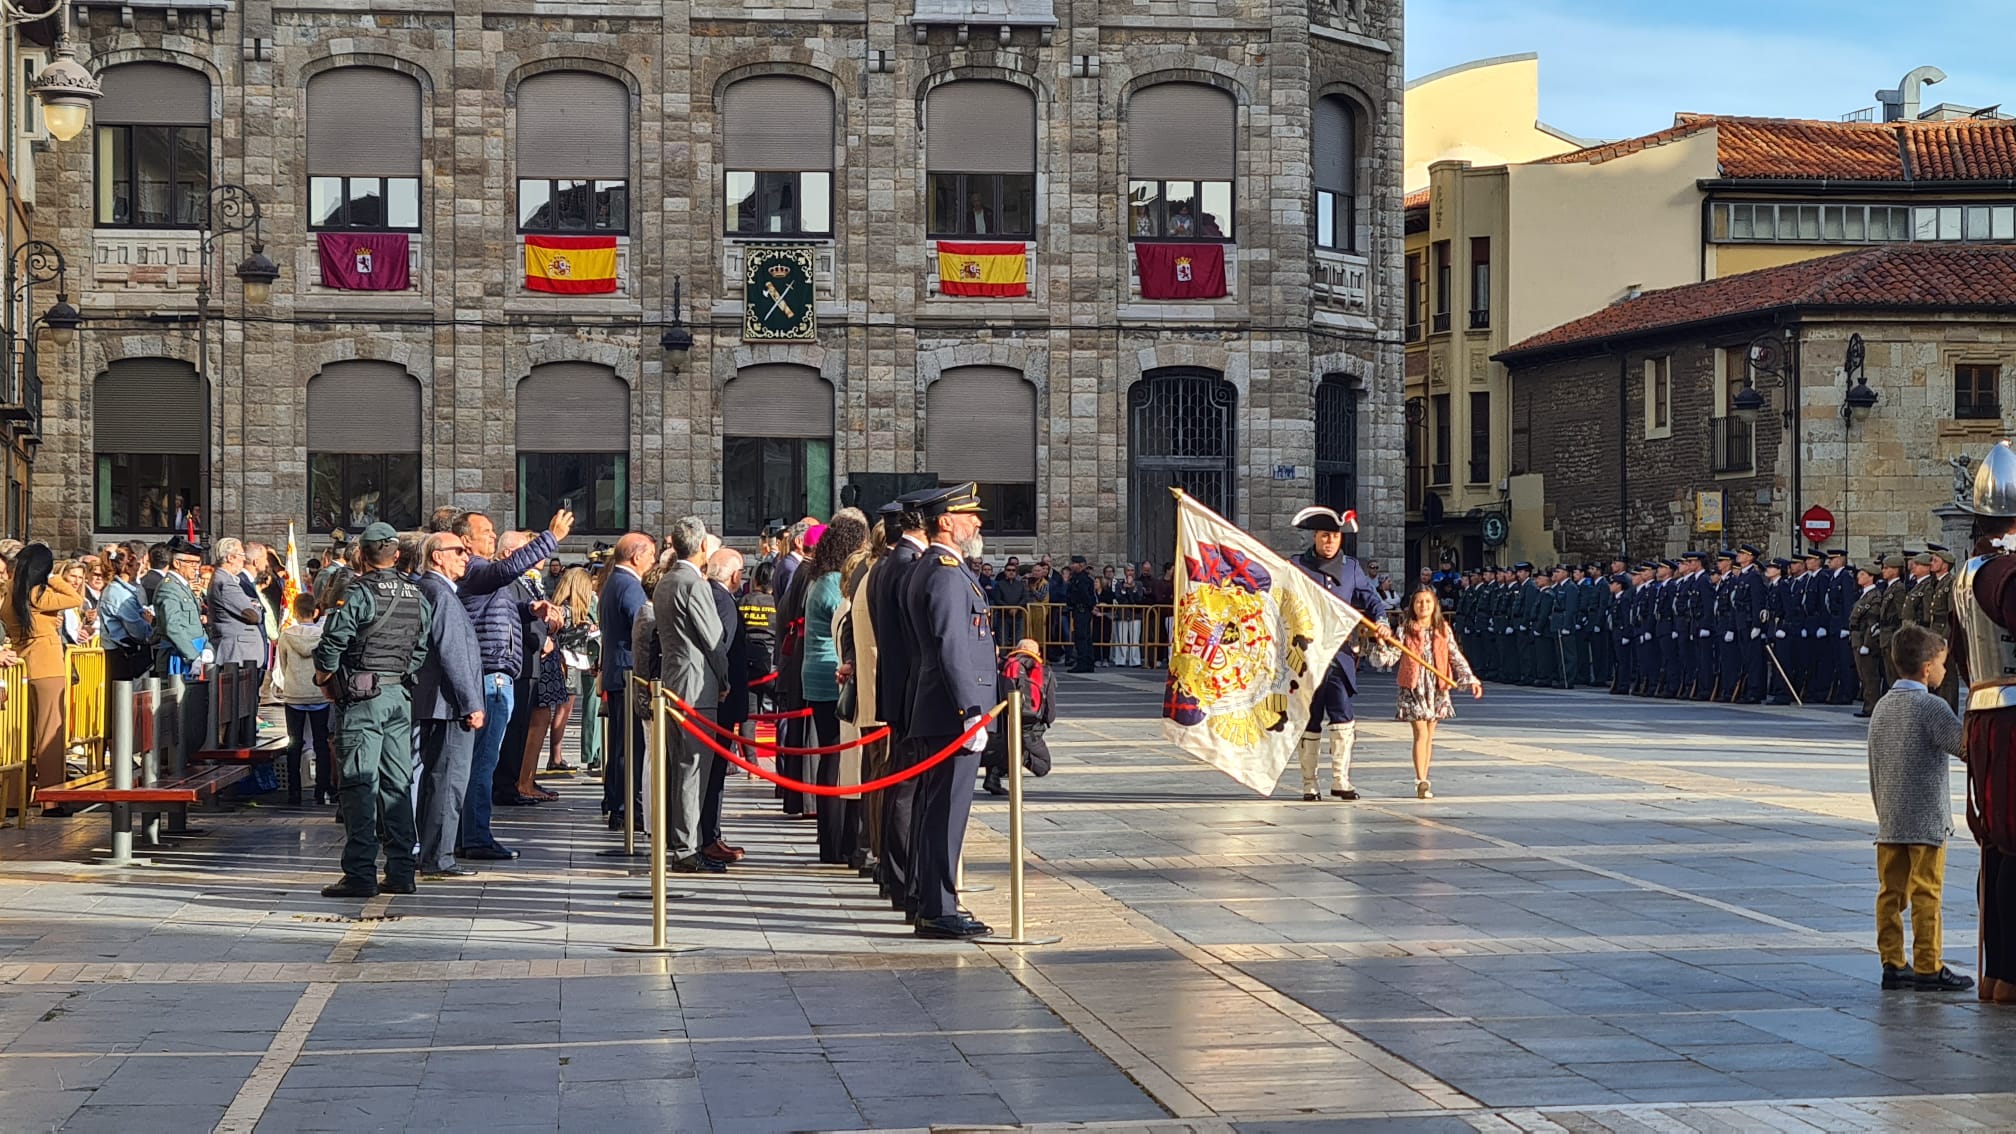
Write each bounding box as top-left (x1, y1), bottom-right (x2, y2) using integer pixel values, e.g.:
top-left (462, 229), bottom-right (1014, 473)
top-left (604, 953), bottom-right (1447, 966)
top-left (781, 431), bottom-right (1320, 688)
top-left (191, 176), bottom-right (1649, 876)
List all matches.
top-left (613, 681), bottom-right (697, 952)
top-left (598, 680), bottom-right (646, 858)
top-left (986, 690), bottom-right (1059, 946)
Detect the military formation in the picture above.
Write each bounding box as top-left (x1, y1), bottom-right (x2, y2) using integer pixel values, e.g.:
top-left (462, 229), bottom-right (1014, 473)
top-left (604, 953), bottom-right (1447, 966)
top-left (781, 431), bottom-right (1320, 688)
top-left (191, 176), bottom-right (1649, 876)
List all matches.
top-left (1451, 544), bottom-right (1960, 713)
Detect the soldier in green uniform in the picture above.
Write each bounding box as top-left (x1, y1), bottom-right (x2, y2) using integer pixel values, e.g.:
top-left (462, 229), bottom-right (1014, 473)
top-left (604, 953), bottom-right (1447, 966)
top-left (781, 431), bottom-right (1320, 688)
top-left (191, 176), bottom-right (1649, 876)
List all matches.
top-left (1875, 554), bottom-right (1911, 695)
top-left (1899, 551), bottom-right (1935, 628)
top-left (315, 522), bottom-right (434, 899)
top-left (1848, 563), bottom-right (1884, 717)
top-left (1927, 546), bottom-right (1959, 709)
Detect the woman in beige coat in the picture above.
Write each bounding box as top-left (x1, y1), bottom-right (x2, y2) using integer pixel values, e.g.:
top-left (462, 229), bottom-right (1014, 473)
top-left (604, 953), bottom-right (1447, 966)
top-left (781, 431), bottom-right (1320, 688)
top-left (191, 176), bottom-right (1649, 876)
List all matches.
top-left (835, 527), bottom-right (890, 873)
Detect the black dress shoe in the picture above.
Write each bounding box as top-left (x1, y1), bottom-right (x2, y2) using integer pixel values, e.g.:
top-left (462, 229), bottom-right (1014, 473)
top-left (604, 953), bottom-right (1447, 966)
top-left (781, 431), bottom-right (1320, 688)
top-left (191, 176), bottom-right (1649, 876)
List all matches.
top-left (1881, 963), bottom-right (1915, 990)
top-left (915, 915), bottom-right (991, 940)
top-left (38, 806), bottom-right (75, 818)
top-left (379, 877), bottom-right (417, 895)
top-left (981, 771), bottom-right (1007, 796)
top-left (505, 795), bottom-right (541, 806)
top-left (461, 846), bottom-right (519, 861)
top-left (320, 878), bottom-right (379, 899)
top-left (669, 855), bottom-right (727, 874)
top-left (1913, 966), bottom-right (1976, 992)
top-left (1302, 792), bottom-right (1318, 802)
top-left (421, 865), bottom-right (481, 879)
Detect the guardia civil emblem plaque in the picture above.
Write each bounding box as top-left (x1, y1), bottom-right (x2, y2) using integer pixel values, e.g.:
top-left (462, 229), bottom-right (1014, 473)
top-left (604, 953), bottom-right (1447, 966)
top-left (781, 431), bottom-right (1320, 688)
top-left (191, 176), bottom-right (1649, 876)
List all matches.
top-left (743, 247), bottom-right (816, 342)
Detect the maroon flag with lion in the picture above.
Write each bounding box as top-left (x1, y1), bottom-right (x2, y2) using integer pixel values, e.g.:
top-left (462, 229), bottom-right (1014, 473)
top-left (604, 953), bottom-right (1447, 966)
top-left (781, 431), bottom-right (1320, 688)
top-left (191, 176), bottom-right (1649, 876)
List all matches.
top-left (317, 233), bottom-right (411, 291)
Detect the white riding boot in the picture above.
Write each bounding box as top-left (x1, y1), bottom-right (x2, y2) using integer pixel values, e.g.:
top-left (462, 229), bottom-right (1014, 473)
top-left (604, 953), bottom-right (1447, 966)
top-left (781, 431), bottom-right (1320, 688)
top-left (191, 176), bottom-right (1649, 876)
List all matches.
top-left (1327, 722), bottom-right (1359, 800)
top-left (1298, 733), bottom-right (1322, 799)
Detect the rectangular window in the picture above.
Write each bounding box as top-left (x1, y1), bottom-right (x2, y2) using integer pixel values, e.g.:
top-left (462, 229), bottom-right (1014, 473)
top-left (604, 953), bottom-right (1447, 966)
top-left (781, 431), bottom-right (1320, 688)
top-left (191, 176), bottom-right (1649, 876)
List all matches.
top-left (725, 171), bottom-right (833, 237)
top-left (1967, 206), bottom-right (1993, 241)
top-left (1644, 356), bottom-right (1671, 438)
top-left (1315, 188), bottom-right (1354, 252)
top-left (971, 482), bottom-right (1037, 536)
top-left (1430, 392), bottom-right (1451, 486)
top-left (1432, 241), bottom-right (1451, 332)
top-left (1996, 207), bottom-right (2016, 241)
top-left (722, 437), bottom-right (834, 537)
top-left (1468, 237), bottom-right (1490, 329)
top-left (95, 124), bottom-right (209, 227)
top-left (1404, 252), bottom-right (1424, 342)
top-left (1711, 415), bottom-right (1754, 474)
top-left (1467, 391), bottom-right (1490, 484)
top-left (1126, 179), bottom-right (1233, 241)
top-left (517, 452), bottom-right (627, 533)
top-left (1956, 363), bottom-right (2002, 420)
top-left (309, 176), bottom-right (422, 231)
top-left (517, 179), bottom-right (628, 235)
top-left (308, 453), bottom-right (421, 531)
top-left (1844, 207), bottom-right (1867, 241)
top-left (94, 453), bottom-right (203, 531)
top-left (926, 172), bottom-right (1035, 238)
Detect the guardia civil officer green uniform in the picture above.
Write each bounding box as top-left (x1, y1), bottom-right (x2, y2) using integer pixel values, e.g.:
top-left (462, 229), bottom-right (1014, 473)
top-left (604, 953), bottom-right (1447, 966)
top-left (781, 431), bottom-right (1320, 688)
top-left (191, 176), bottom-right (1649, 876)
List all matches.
top-left (315, 523), bottom-right (433, 898)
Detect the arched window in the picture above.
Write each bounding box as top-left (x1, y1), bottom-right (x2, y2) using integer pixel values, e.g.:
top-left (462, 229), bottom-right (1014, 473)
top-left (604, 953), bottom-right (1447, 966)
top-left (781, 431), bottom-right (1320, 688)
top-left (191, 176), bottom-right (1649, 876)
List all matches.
top-left (1128, 371), bottom-right (1235, 561)
top-left (1314, 95), bottom-right (1360, 252)
top-left (94, 63), bottom-right (210, 228)
top-left (516, 363), bottom-right (629, 532)
top-left (94, 358), bottom-right (206, 531)
top-left (722, 76), bottom-right (836, 237)
top-left (926, 366), bottom-right (1037, 534)
top-left (307, 362), bottom-right (422, 529)
top-left (721, 363), bottom-right (834, 534)
top-left (516, 71), bottom-right (630, 234)
top-left (925, 81), bottom-right (1035, 238)
top-left (308, 67), bottom-right (423, 231)
top-left (1127, 83), bottom-right (1234, 242)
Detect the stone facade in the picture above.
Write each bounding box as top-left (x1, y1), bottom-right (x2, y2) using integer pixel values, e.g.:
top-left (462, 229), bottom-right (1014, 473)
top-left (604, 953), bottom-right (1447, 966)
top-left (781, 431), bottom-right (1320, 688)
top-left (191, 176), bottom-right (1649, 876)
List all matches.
top-left (1506, 311), bottom-right (2016, 564)
top-left (34, 0), bottom-right (1404, 560)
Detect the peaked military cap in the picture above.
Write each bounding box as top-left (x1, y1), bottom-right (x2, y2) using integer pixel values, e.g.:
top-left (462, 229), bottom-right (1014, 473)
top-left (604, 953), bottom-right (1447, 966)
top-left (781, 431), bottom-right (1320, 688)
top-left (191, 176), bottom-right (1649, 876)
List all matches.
top-left (1884, 554), bottom-right (1908, 569)
top-left (913, 482), bottom-right (985, 516)
top-left (1802, 550), bottom-right (1822, 561)
top-left (1827, 547), bottom-right (1847, 557)
top-left (1911, 551), bottom-right (1935, 567)
top-left (1662, 558), bottom-right (1679, 570)
top-left (1935, 548), bottom-right (1958, 565)
top-left (164, 535), bottom-right (204, 557)
top-left (1738, 543), bottom-right (1763, 557)
top-left (1769, 557), bottom-right (1790, 570)
top-left (1715, 549), bottom-right (1736, 561)
top-left (360, 521), bottom-right (400, 544)
top-left (1681, 551), bottom-right (1706, 562)
top-left (1292, 506), bottom-right (1359, 534)
top-left (1513, 561), bottom-right (1533, 572)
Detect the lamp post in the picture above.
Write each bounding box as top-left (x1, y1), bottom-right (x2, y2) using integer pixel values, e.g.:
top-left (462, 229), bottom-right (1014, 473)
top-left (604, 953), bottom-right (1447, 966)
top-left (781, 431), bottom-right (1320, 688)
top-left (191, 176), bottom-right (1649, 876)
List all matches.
top-left (659, 274), bottom-right (693, 372)
top-left (25, 36), bottom-right (99, 142)
top-left (1731, 327), bottom-right (1879, 552)
top-left (3, 239), bottom-right (77, 438)
top-left (195, 184), bottom-right (280, 537)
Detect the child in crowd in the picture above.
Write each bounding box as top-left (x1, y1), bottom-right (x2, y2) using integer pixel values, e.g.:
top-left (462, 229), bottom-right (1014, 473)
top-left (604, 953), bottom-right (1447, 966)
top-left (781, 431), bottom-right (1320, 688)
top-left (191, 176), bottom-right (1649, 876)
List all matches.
top-left (1866, 624), bottom-right (1974, 992)
top-left (275, 594), bottom-right (334, 806)
top-left (984, 638), bottom-right (1056, 795)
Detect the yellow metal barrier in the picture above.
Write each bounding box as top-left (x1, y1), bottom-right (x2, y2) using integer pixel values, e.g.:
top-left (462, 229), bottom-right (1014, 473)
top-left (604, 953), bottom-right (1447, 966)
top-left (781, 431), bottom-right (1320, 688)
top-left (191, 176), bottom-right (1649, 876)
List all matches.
top-left (0, 660), bottom-right (30, 827)
top-left (65, 644), bottom-right (107, 777)
top-left (988, 605), bottom-right (1029, 648)
top-left (1008, 602), bottom-right (1175, 668)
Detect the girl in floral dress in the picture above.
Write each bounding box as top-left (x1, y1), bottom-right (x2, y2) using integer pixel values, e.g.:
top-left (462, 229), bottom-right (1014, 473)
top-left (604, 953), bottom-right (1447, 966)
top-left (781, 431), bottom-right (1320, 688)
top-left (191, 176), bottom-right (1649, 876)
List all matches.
top-left (1393, 586), bottom-right (1482, 799)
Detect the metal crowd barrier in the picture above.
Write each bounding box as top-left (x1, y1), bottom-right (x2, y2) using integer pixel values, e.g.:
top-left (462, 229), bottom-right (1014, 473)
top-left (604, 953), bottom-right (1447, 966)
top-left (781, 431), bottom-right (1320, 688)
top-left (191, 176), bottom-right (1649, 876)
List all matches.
top-left (0, 661), bottom-right (29, 827)
top-left (65, 644), bottom-right (107, 777)
top-left (993, 602), bottom-right (1175, 668)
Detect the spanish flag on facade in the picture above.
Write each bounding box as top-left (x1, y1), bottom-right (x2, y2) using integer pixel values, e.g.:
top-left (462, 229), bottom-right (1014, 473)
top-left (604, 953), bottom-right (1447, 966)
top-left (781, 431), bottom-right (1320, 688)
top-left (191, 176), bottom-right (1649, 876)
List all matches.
top-left (524, 235), bottom-right (619, 294)
top-left (935, 241), bottom-right (1028, 297)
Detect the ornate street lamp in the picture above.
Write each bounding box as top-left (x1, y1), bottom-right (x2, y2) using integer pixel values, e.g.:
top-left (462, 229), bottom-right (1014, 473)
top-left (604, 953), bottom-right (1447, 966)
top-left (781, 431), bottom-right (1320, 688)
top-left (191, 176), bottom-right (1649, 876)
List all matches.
top-left (659, 275), bottom-right (694, 370)
top-left (196, 184), bottom-right (279, 534)
top-left (1841, 333), bottom-right (1878, 423)
top-left (25, 37), bottom-right (100, 143)
top-left (10, 240), bottom-right (80, 346)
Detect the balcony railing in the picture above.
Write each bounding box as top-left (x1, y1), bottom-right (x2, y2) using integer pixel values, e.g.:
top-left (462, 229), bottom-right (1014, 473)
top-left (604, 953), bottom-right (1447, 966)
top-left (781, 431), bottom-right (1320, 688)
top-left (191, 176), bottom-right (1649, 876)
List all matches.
top-left (1430, 461), bottom-right (1451, 487)
top-left (1405, 321), bottom-right (1423, 343)
top-left (1406, 463), bottom-right (1426, 512)
top-left (1711, 415), bottom-right (1754, 473)
top-left (1468, 309), bottom-right (1490, 330)
top-left (1432, 311), bottom-right (1451, 333)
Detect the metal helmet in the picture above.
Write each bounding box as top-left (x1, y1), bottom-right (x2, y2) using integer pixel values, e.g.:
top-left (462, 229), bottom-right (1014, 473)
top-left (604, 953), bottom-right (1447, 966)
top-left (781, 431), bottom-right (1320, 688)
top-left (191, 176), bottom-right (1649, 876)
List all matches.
top-left (1969, 439), bottom-right (2016, 517)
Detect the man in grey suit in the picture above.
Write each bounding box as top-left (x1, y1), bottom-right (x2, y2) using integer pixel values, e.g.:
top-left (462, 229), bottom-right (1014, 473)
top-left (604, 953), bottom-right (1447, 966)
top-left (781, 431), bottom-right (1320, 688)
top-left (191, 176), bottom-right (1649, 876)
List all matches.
top-left (652, 516), bottom-right (729, 873)
top-left (208, 537), bottom-right (270, 746)
top-left (413, 531), bottom-right (486, 879)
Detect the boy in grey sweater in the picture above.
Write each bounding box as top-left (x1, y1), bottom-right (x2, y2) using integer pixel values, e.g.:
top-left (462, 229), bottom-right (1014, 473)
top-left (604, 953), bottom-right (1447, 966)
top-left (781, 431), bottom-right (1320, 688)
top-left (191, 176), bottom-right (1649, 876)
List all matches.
top-left (1867, 624), bottom-right (1975, 992)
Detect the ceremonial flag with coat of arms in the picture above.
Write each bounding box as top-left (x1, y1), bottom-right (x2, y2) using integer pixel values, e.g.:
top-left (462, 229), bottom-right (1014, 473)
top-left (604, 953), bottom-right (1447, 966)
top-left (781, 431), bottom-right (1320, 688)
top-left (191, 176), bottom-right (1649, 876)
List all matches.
top-left (1134, 243), bottom-right (1227, 300)
top-left (1162, 491), bottom-right (1363, 794)
top-left (280, 522), bottom-right (304, 630)
top-left (934, 241), bottom-right (1028, 297)
top-left (524, 235), bottom-right (619, 294)
top-left (316, 232), bottom-right (411, 291)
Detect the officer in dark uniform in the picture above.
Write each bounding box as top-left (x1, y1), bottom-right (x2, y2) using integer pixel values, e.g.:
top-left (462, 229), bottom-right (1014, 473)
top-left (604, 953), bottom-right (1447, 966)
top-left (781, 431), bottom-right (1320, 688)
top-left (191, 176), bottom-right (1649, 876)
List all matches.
top-left (1781, 556), bottom-right (1808, 696)
top-left (1513, 563), bottom-right (1541, 685)
top-left (1650, 559), bottom-right (1680, 697)
top-left (1825, 548), bottom-right (1858, 704)
top-left (1763, 557), bottom-right (1794, 704)
top-left (314, 522), bottom-right (433, 899)
top-left (1580, 565), bottom-right (1606, 687)
top-left (1711, 550), bottom-right (1741, 700)
top-left (1672, 552), bottom-right (1703, 698)
top-left (869, 492), bottom-right (929, 913)
top-left (1798, 551), bottom-right (1828, 700)
top-left (1606, 568), bottom-right (1633, 695)
top-left (1545, 566), bottom-right (1576, 688)
top-left (1732, 544), bottom-right (1768, 703)
top-left (898, 483), bottom-right (996, 940)
top-left (1628, 562), bottom-right (1657, 695)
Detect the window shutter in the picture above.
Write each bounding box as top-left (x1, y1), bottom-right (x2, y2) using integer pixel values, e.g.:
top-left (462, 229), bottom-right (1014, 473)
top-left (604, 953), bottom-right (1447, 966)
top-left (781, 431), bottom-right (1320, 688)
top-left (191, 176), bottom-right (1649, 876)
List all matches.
top-left (1314, 96), bottom-right (1354, 193)
top-left (517, 363), bottom-right (628, 452)
top-left (95, 358), bottom-right (205, 453)
top-left (926, 367), bottom-right (1036, 483)
top-left (926, 81), bottom-right (1035, 174)
top-left (722, 76), bottom-right (835, 171)
top-left (1129, 83), bottom-right (1234, 181)
top-left (308, 68), bottom-right (423, 178)
top-left (309, 361), bottom-right (422, 453)
top-left (722, 364), bottom-right (833, 438)
top-left (95, 63), bottom-right (209, 126)
top-left (516, 72), bottom-right (630, 180)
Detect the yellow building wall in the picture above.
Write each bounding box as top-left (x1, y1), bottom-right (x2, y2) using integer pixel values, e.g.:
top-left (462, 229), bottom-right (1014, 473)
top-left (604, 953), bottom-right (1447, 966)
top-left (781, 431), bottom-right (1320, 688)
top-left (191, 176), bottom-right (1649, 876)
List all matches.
top-left (1710, 242), bottom-right (1854, 278)
top-left (1403, 54), bottom-right (1585, 192)
top-left (1503, 127), bottom-right (1721, 345)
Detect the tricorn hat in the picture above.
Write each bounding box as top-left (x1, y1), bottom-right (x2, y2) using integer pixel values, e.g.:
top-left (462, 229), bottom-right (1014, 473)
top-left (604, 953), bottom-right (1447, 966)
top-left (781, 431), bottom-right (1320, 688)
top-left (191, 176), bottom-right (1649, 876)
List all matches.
top-left (1292, 506), bottom-right (1359, 534)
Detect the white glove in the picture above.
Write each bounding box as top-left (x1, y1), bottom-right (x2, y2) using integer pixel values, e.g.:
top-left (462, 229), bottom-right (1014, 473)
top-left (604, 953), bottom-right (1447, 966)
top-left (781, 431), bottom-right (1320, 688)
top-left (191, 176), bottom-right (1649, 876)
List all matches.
top-left (1749, 628), bottom-right (1762, 640)
top-left (1724, 631), bottom-right (1735, 643)
top-left (965, 727), bottom-right (989, 754)
top-left (199, 648), bottom-right (215, 665)
top-left (1671, 632), bottom-right (1680, 640)
top-left (1774, 630), bottom-right (1786, 639)
top-left (1859, 646), bottom-right (1870, 655)
top-left (1640, 633), bottom-right (1652, 644)
top-left (1698, 629), bottom-right (1711, 639)
top-left (1841, 629), bottom-right (1852, 639)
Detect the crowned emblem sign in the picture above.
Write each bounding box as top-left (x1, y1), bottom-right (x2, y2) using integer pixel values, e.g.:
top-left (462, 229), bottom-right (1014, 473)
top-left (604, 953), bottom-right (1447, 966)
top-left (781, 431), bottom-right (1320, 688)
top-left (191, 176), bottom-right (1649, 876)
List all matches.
top-left (549, 256), bottom-right (572, 277)
top-left (743, 247), bottom-right (817, 342)
top-left (353, 246), bottom-right (373, 275)
top-left (1174, 255), bottom-right (1194, 283)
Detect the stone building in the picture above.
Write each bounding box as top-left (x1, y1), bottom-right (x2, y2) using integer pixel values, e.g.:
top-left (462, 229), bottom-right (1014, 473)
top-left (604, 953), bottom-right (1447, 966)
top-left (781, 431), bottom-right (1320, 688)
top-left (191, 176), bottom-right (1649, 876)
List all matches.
top-left (1494, 243), bottom-right (2016, 564)
top-left (31, 0), bottom-right (1405, 561)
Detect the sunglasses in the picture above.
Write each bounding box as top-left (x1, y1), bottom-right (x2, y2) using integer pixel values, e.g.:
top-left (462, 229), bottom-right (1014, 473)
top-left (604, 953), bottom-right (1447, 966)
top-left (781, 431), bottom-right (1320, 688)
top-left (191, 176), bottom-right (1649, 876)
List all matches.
top-left (438, 546), bottom-right (471, 557)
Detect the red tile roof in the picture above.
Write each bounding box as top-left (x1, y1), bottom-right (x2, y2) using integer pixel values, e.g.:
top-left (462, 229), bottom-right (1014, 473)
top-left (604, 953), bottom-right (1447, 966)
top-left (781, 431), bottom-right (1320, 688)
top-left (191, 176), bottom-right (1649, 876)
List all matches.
top-left (1497, 244), bottom-right (2016, 360)
top-left (1534, 113), bottom-right (2016, 182)
top-left (1403, 187), bottom-right (1430, 210)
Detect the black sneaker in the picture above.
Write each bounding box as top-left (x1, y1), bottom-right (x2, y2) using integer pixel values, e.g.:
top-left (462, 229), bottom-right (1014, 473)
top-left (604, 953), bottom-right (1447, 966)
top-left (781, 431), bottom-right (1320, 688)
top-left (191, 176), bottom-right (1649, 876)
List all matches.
top-left (379, 877), bottom-right (417, 895)
top-left (320, 878), bottom-right (378, 899)
top-left (1913, 966), bottom-right (1976, 993)
top-left (1881, 963), bottom-right (1915, 990)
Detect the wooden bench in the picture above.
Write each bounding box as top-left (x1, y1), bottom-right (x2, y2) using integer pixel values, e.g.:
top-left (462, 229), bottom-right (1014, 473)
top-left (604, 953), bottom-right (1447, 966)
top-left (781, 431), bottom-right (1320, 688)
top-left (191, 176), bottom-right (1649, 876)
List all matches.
top-left (37, 763), bottom-right (256, 807)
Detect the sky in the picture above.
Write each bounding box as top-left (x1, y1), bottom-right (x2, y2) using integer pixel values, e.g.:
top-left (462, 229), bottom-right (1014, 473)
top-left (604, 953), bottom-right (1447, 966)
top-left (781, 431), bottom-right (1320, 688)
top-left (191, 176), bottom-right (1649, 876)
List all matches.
top-left (1405, 0), bottom-right (2014, 142)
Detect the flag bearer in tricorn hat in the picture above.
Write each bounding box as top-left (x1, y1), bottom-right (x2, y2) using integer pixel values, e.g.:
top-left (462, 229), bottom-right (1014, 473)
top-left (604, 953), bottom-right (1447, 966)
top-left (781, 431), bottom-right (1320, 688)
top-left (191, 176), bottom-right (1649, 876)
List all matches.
top-left (1288, 506), bottom-right (1389, 802)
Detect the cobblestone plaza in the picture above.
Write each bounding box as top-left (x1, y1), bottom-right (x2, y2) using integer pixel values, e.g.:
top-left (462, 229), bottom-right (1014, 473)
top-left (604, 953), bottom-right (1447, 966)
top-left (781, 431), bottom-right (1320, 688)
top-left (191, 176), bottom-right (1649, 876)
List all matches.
top-left (2, 672), bottom-right (2012, 1130)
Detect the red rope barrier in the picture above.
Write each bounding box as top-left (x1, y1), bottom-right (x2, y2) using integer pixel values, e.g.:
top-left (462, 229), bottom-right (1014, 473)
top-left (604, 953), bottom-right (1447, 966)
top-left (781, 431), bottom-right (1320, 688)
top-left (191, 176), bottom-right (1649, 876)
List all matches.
top-left (750, 707), bottom-right (812, 722)
top-left (668, 702), bottom-right (999, 798)
top-left (669, 695), bottom-right (891, 756)
top-left (748, 672), bottom-right (777, 688)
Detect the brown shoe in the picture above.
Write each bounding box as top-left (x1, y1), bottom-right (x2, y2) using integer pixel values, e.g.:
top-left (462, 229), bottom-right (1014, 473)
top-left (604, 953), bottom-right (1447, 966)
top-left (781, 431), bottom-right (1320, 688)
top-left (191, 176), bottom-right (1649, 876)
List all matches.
top-left (702, 840), bottom-right (743, 863)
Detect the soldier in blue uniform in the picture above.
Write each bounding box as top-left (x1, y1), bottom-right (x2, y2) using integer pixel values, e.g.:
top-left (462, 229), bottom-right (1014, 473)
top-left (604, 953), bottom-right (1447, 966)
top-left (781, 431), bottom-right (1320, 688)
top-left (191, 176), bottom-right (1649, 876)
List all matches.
top-left (1711, 550), bottom-right (1741, 701)
top-left (1290, 506), bottom-right (1388, 801)
top-left (1606, 569), bottom-right (1634, 695)
top-left (1545, 566), bottom-right (1577, 689)
top-left (1673, 552), bottom-right (1704, 698)
top-left (1648, 560), bottom-right (1678, 697)
top-left (896, 483), bottom-right (996, 940)
top-left (1763, 557), bottom-right (1794, 704)
top-left (1825, 548), bottom-right (1858, 704)
top-left (867, 491), bottom-right (929, 914)
top-left (1732, 544), bottom-right (1769, 703)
